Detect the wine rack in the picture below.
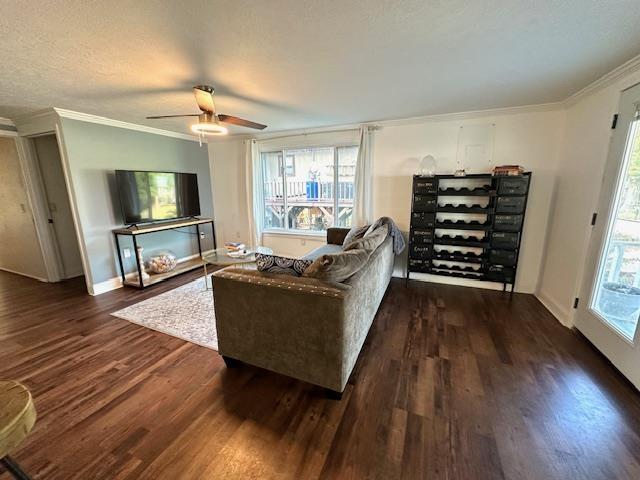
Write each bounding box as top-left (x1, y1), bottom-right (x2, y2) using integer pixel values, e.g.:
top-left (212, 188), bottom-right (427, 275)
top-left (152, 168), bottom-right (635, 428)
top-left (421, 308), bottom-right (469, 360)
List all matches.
top-left (406, 172), bottom-right (531, 292)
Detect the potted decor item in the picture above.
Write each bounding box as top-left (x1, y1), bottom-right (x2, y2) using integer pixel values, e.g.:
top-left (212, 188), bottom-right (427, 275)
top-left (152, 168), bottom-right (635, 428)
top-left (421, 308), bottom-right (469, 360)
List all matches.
top-left (145, 250), bottom-right (178, 274)
top-left (598, 282), bottom-right (640, 321)
top-left (419, 155), bottom-right (437, 176)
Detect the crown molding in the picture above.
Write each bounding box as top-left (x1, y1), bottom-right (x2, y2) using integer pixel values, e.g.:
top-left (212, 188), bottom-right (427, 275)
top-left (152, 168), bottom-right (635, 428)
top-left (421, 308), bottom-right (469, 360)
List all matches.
top-left (12, 109), bottom-right (59, 136)
top-left (374, 101), bottom-right (563, 126)
top-left (53, 108), bottom-right (205, 143)
top-left (216, 101), bottom-right (564, 141)
top-left (564, 53), bottom-right (640, 107)
top-left (14, 109), bottom-right (57, 123)
top-left (0, 118), bottom-right (18, 136)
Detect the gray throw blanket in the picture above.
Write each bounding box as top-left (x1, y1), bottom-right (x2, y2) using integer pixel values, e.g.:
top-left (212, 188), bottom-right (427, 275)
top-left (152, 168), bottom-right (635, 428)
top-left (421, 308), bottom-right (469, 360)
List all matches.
top-left (369, 216), bottom-right (406, 254)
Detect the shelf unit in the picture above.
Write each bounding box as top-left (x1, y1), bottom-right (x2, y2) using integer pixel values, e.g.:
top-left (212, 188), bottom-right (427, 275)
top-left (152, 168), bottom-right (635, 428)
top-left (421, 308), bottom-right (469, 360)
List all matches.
top-left (406, 172), bottom-right (531, 292)
top-left (113, 217), bottom-right (216, 288)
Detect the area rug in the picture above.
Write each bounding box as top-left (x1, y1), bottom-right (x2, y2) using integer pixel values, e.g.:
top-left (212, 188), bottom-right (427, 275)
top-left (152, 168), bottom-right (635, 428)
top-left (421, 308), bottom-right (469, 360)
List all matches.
top-left (111, 277), bottom-right (218, 350)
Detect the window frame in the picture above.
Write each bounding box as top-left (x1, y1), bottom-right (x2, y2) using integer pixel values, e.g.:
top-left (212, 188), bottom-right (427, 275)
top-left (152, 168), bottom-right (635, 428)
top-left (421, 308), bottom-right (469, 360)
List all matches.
top-left (278, 154), bottom-right (296, 177)
top-left (260, 143), bottom-right (358, 236)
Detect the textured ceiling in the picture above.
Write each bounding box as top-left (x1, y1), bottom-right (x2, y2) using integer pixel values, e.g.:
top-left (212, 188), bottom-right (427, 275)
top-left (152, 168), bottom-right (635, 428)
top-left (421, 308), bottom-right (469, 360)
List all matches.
top-left (1, 0), bottom-right (640, 135)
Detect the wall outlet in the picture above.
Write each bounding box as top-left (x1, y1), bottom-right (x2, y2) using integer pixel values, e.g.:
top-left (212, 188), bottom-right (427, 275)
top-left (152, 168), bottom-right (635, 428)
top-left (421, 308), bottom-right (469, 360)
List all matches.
top-left (200, 232), bottom-right (205, 239)
top-left (123, 248), bottom-right (131, 258)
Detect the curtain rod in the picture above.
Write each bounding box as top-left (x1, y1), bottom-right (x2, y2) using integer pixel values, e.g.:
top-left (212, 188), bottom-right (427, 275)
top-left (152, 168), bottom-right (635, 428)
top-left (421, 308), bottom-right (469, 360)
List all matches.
top-left (249, 124), bottom-right (380, 143)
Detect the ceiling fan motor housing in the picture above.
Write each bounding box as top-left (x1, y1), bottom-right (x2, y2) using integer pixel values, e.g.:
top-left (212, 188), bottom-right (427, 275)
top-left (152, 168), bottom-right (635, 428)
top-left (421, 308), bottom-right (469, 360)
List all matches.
top-left (199, 112), bottom-right (215, 123)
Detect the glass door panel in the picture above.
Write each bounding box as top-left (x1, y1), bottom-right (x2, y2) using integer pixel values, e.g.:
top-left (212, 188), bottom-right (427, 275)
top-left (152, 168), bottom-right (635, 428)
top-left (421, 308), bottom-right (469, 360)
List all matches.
top-left (591, 115), bottom-right (640, 340)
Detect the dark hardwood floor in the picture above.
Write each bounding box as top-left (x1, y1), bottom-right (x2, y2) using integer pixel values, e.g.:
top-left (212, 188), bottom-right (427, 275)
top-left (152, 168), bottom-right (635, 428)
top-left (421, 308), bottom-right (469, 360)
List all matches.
top-left (2, 270), bottom-right (640, 479)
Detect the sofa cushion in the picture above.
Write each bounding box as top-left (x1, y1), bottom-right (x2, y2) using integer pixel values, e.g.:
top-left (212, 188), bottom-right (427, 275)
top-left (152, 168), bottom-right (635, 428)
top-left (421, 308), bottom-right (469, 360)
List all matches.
top-left (303, 248), bottom-right (370, 283)
top-left (344, 225), bottom-right (388, 253)
top-left (301, 243), bottom-right (344, 261)
top-left (342, 225), bottom-right (370, 246)
top-left (255, 253), bottom-right (313, 277)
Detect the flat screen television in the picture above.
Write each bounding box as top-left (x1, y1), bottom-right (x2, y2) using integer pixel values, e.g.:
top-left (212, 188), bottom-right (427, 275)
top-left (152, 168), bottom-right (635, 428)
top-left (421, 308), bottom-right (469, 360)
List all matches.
top-left (115, 170), bottom-right (201, 224)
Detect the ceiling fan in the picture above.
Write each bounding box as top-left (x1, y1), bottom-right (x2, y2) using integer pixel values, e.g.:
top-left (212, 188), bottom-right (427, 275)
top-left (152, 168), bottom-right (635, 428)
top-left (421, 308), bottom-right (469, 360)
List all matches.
top-left (146, 85), bottom-right (267, 139)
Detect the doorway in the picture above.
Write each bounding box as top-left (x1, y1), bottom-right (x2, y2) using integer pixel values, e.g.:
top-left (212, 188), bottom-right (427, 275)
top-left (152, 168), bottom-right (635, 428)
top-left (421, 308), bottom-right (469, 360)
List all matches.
top-left (0, 136), bottom-right (49, 280)
top-left (32, 134), bottom-right (83, 279)
top-left (575, 82), bottom-right (640, 388)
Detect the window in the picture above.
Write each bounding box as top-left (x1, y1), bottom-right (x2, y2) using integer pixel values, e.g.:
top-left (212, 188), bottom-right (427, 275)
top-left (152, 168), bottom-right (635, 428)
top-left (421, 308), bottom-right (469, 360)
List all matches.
top-left (261, 145), bottom-right (358, 233)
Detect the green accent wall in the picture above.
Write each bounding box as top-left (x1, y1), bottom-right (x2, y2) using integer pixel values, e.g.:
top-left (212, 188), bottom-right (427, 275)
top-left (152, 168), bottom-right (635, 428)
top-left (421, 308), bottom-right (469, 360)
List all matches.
top-left (59, 118), bottom-right (214, 285)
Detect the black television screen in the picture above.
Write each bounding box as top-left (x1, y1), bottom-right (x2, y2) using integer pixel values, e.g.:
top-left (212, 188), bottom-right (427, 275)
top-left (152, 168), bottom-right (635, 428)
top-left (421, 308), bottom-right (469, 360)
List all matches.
top-left (115, 170), bottom-right (201, 224)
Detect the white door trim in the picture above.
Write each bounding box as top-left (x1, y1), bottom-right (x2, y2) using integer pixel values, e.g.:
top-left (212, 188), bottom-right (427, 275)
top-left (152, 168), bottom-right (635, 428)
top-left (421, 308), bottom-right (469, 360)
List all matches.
top-left (15, 126), bottom-right (95, 295)
top-left (14, 136), bottom-right (63, 282)
top-left (574, 81), bottom-right (640, 388)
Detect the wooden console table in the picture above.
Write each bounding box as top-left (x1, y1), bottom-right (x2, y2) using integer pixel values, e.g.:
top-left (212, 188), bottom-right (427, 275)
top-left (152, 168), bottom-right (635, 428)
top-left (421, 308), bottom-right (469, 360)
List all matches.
top-left (113, 218), bottom-right (216, 289)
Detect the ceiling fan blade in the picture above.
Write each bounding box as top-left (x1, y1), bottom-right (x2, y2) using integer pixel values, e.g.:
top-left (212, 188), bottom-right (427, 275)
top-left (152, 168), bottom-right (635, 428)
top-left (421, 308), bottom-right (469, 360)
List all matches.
top-left (193, 85), bottom-right (216, 114)
top-left (218, 114), bottom-right (267, 130)
top-left (146, 114), bottom-right (201, 119)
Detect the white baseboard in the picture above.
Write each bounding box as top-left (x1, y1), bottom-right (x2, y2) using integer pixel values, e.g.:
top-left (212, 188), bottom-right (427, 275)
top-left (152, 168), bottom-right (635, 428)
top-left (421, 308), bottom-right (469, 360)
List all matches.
top-left (395, 270), bottom-right (509, 292)
top-left (91, 253), bottom-right (204, 296)
top-left (0, 267), bottom-right (48, 282)
top-left (535, 291), bottom-right (572, 327)
top-left (92, 276), bottom-right (123, 295)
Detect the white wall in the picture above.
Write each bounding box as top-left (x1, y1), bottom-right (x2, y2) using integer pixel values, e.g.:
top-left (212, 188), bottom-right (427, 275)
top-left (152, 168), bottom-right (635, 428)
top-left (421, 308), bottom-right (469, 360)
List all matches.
top-left (262, 232), bottom-right (325, 257)
top-left (537, 69), bottom-right (640, 326)
top-left (209, 107), bottom-right (565, 293)
top-left (0, 136), bottom-right (48, 280)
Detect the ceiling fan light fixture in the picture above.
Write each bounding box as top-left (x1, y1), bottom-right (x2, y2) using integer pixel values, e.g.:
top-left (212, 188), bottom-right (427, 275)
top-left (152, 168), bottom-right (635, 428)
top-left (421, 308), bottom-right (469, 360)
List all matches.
top-left (190, 122), bottom-right (228, 136)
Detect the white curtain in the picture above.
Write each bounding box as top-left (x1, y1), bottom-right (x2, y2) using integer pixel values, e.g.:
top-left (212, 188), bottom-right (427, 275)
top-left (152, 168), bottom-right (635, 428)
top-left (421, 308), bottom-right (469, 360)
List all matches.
top-left (353, 125), bottom-right (373, 225)
top-left (245, 139), bottom-right (263, 246)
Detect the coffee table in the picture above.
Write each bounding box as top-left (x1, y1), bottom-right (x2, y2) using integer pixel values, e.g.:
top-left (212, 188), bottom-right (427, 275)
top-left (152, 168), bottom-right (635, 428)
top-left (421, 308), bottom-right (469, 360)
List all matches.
top-left (202, 246), bottom-right (274, 290)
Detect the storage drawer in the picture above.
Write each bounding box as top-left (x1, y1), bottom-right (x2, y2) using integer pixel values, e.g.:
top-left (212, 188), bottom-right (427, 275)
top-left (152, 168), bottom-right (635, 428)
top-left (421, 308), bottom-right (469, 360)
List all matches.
top-left (408, 258), bottom-right (430, 272)
top-left (413, 177), bottom-right (437, 195)
top-left (485, 265), bottom-right (515, 283)
top-left (489, 249), bottom-right (517, 266)
top-left (498, 176), bottom-right (529, 195)
top-left (413, 195), bottom-right (437, 212)
top-left (491, 232), bottom-right (519, 249)
top-left (494, 214), bottom-right (523, 232)
top-left (496, 196), bottom-right (526, 214)
top-left (411, 212), bottom-right (436, 228)
top-left (411, 229), bottom-right (434, 244)
top-left (410, 244), bottom-right (432, 259)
